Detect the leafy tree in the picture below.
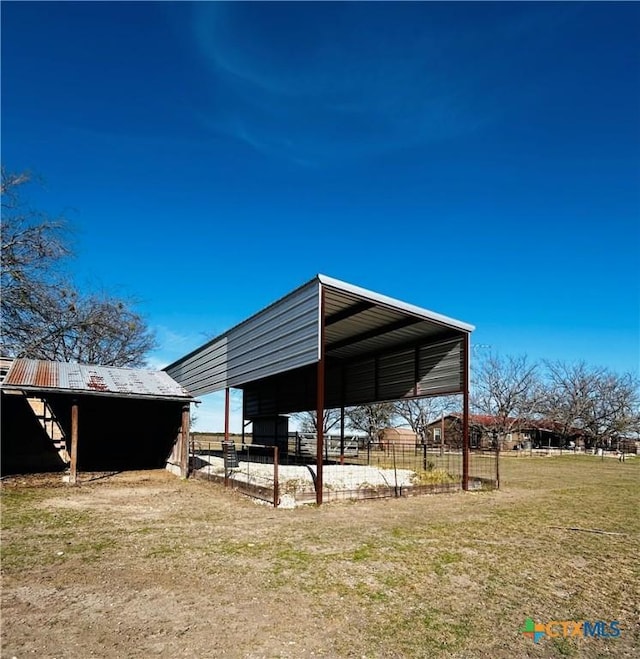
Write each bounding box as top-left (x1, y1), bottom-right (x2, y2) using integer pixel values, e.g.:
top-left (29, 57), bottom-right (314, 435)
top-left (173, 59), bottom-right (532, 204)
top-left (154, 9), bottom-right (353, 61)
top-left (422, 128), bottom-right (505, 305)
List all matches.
top-left (1, 167), bottom-right (155, 367)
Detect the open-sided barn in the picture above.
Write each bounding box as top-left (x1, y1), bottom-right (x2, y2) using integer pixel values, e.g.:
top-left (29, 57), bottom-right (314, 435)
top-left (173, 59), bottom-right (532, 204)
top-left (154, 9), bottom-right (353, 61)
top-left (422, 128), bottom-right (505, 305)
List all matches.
top-left (165, 274), bottom-right (478, 503)
top-left (1, 359), bottom-right (195, 479)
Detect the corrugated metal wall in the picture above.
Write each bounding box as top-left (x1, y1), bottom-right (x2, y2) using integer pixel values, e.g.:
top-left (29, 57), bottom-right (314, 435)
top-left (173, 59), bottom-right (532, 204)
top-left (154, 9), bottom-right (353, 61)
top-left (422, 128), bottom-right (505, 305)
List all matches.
top-left (417, 338), bottom-right (463, 396)
top-left (166, 280), bottom-right (320, 396)
top-left (242, 336), bottom-right (464, 416)
top-left (337, 336), bottom-right (463, 406)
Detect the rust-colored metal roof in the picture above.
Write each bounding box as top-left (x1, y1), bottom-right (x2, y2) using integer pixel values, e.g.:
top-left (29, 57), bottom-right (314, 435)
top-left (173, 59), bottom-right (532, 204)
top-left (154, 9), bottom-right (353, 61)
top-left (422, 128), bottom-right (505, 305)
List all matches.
top-left (1, 359), bottom-right (194, 401)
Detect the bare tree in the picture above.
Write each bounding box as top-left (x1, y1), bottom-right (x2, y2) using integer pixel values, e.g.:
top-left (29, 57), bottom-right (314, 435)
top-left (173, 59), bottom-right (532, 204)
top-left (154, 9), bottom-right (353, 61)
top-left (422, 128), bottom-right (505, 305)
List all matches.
top-left (2, 167), bottom-right (70, 356)
top-left (472, 352), bottom-right (541, 447)
top-left (539, 361), bottom-right (598, 447)
top-left (542, 361), bottom-right (640, 449)
top-left (394, 396), bottom-right (457, 442)
top-left (1, 168), bottom-right (155, 366)
top-left (292, 409), bottom-right (342, 434)
top-left (346, 402), bottom-right (395, 445)
top-left (585, 371), bottom-right (640, 448)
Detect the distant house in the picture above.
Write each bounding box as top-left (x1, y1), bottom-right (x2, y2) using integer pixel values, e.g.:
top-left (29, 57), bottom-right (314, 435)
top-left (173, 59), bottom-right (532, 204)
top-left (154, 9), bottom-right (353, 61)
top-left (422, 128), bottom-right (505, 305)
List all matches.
top-left (520, 419), bottom-right (586, 450)
top-left (425, 414), bottom-right (587, 450)
top-left (379, 427), bottom-right (418, 449)
top-left (425, 414), bottom-right (525, 450)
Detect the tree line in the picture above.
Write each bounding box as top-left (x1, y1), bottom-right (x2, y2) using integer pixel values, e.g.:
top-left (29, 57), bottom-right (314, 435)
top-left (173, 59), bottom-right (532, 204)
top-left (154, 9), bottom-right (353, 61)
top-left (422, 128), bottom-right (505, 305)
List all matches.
top-left (295, 354), bottom-right (639, 449)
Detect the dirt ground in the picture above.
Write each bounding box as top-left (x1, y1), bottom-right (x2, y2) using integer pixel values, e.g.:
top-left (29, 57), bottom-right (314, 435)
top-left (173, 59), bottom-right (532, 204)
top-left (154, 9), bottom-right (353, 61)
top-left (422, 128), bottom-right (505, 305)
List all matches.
top-left (3, 470), bottom-right (391, 658)
top-left (1, 459), bottom-right (639, 658)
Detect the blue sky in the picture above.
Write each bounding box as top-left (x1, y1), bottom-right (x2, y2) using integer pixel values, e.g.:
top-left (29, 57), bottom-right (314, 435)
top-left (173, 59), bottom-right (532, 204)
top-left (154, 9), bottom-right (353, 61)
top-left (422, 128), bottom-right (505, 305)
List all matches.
top-left (2, 1), bottom-right (639, 430)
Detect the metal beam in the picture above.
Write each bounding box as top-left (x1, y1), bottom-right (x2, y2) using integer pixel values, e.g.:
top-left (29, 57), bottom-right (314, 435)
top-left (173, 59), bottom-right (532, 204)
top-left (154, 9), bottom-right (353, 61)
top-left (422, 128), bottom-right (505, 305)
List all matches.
top-left (325, 300), bottom-right (375, 326)
top-left (326, 316), bottom-right (424, 353)
top-left (331, 329), bottom-right (461, 366)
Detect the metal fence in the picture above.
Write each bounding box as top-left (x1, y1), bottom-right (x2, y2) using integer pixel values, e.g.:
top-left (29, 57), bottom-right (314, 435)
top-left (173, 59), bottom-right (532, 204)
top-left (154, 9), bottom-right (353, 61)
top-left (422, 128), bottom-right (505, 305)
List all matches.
top-left (189, 434), bottom-right (498, 507)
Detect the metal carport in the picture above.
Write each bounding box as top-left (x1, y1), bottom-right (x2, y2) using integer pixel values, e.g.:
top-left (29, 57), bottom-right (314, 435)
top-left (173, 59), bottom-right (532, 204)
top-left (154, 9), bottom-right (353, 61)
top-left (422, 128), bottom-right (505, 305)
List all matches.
top-left (165, 275), bottom-right (474, 504)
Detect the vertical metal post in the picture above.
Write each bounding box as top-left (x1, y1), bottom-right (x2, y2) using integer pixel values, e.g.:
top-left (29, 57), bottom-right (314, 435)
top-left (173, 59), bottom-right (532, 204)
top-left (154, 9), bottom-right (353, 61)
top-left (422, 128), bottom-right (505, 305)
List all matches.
top-left (224, 387), bottom-right (230, 442)
top-left (181, 403), bottom-right (190, 478)
top-left (462, 333), bottom-right (470, 491)
top-left (340, 405), bottom-right (345, 465)
top-left (223, 387), bottom-right (230, 487)
top-left (392, 443), bottom-right (398, 498)
top-left (273, 445), bottom-right (279, 508)
top-left (241, 390), bottom-right (246, 447)
top-left (69, 399), bottom-right (79, 485)
top-left (316, 287), bottom-right (326, 506)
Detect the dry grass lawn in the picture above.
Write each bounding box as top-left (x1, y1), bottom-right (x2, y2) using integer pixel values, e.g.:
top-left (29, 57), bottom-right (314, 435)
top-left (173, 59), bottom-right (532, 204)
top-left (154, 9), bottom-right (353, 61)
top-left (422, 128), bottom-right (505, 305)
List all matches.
top-left (1, 454), bottom-right (638, 658)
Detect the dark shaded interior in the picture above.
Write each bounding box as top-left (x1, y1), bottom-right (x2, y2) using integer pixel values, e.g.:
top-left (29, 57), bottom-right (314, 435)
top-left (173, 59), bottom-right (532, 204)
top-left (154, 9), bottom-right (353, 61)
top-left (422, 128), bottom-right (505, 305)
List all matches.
top-left (1, 393), bottom-right (67, 474)
top-left (1, 391), bottom-right (183, 474)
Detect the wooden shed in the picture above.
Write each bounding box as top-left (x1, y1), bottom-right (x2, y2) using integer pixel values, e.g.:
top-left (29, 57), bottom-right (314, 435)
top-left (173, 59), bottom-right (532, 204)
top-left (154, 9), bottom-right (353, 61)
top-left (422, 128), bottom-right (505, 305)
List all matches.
top-left (1, 359), bottom-right (195, 480)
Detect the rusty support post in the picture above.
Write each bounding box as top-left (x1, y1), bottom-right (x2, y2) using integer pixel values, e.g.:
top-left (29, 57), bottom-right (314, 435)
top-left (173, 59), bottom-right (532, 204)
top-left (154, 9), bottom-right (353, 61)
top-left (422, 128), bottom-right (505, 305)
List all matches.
top-left (224, 387), bottom-right (230, 442)
top-left (462, 333), bottom-right (470, 491)
top-left (69, 399), bottom-right (79, 484)
top-left (316, 287), bottom-right (326, 506)
top-left (273, 445), bottom-right (279, 508)
top-left (223, 387), bottom-right (230, 487)
top-left (181, 403), bottom-right (190, 478)
top-left (340, 405), bottom-right (345, 465)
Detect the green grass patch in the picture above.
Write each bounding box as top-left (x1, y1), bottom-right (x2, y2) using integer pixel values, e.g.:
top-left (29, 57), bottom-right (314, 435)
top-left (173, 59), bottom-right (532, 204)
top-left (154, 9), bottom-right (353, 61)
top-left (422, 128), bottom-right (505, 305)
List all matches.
top-left (352, 543), bottom-right (373, 561)
top-left (412, 468), bottom-right (457, 485)
top-left (2, 458), bottom-right (638, 658)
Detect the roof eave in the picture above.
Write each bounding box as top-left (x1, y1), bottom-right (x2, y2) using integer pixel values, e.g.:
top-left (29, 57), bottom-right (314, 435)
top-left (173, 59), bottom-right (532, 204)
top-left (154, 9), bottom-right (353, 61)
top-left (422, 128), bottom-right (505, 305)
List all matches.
top-left (317, 274), bottom-right (475, 333)
top-left (0, 384), bottom-right (197, 403)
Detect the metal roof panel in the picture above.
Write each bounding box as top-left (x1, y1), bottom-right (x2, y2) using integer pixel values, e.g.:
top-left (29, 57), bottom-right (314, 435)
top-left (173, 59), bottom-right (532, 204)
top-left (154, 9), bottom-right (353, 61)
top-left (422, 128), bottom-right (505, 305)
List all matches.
top-left (165, 274), bottom-right (473, 398)
top-left (2, 359), bottom-right (194, 400)
top-left (319, 274), bottom-right (475, 332)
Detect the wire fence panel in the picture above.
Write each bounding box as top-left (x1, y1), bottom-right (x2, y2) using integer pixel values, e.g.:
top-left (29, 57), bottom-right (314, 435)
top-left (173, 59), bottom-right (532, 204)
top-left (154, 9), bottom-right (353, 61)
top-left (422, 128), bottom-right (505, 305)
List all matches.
top-left (189, 436), bottom-right (499, 508)
top-left (189, 440), bottom-right (280, 506)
